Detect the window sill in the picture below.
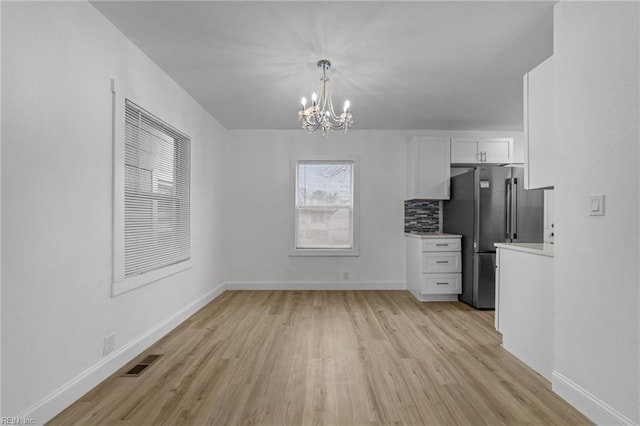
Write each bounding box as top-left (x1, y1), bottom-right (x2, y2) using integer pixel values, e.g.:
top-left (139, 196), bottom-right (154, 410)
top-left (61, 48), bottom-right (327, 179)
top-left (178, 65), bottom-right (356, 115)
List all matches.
top-left (112, 259), bottom-right (193, 296)
top-left (289, 248), bottom-right (360, 257)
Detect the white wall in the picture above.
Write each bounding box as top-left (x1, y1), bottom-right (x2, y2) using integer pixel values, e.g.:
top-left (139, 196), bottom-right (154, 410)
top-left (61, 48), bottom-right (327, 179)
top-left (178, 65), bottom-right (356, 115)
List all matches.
top-left (224, 129), bottom-right (521, 288)
top-left (2, 1), bottom-right (226, 419)
top-left (553, 2), bottom-right (639, 424)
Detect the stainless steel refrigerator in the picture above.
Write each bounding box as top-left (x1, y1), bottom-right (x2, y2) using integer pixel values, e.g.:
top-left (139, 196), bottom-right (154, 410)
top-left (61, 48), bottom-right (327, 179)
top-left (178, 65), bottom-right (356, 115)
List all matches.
top-left (443, 166), bottom-right (543, 309)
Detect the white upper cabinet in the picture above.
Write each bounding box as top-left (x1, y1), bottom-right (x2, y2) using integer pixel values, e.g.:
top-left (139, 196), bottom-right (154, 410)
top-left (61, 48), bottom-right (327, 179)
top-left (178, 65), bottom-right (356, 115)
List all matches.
top-left (524, 56), bottom-right (554, 189)
top-left (480, 139), bottom-right (512, 163)
top-left (450, 139), bottom-right (479, 163)
top-left (407, 137), bottom-right (451, 200)
top-left (451, 138), bottom-right (512, 164)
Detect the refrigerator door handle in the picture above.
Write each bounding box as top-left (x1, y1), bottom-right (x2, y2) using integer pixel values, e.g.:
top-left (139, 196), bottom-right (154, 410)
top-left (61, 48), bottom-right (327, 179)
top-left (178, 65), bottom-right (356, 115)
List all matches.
top-left (505, 179), bottom-right (512, 239)
top-left (512, 178), bottom-right (519, 239)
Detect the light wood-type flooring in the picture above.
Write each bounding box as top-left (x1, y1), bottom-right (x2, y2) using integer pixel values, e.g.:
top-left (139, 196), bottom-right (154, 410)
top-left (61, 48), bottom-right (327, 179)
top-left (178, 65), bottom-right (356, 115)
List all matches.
top-left (49, 291), bottom-right (591, 425)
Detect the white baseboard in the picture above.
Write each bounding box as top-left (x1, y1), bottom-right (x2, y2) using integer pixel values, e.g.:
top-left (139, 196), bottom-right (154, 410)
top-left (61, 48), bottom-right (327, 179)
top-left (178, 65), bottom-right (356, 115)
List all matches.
top-left (552, 370), bottom-right (638, 426)
top-left (225, 281), bottom-right (406, 291)
top-left (20, 282), bottom-right (227, 425)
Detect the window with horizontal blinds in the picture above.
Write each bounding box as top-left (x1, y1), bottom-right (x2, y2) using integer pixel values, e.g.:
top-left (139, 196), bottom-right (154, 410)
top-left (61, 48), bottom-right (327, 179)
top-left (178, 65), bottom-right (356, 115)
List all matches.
top-left (123, 100), bottom-right (190, 278)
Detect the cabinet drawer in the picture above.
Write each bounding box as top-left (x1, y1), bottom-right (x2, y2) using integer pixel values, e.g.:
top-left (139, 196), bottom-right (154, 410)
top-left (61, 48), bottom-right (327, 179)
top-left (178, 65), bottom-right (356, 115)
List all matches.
top-left (421, 238), bottom-right (461, 252)
top-left (422, 252), bottom-right (461, 273)
top-left (421, 273), bottom-right (462, 295)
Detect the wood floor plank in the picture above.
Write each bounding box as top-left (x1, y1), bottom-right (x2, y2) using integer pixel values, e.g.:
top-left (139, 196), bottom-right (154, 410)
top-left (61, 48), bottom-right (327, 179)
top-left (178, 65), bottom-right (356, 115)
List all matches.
top-left (47, 291), bottom-right (591, 425)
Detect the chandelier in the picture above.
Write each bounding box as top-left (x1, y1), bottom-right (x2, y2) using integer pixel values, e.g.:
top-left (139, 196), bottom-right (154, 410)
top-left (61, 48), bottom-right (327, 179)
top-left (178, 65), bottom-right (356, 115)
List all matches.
top-left (298, 59), bottom-right (353, 135)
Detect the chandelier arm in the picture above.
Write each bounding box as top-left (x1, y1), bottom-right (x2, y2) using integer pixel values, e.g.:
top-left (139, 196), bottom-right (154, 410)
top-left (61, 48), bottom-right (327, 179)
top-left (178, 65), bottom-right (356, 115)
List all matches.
top-left (302, 116), bottom-right (321, 131)
top-left (303, 115), bottom-right (318, 128)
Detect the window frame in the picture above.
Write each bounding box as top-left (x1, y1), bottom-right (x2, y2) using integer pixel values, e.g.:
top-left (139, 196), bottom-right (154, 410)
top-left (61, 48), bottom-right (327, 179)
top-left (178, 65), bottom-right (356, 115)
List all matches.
top-left (112, 79), bottom-right (193, 296)
top-left (289, 156), bottom-right (360, 257)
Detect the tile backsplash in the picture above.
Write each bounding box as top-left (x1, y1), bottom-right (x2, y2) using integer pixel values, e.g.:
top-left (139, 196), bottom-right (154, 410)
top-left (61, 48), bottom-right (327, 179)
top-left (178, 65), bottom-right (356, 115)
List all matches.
top-left (404, 200), bottom-right (441, 233)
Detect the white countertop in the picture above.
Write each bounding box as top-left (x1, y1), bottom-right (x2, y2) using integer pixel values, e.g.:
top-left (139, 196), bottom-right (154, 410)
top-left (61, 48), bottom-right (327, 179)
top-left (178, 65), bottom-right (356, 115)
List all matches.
top-left (494, 242), bottom-right (554, 258)
top-left (405, 233), bottom-right (462, 239)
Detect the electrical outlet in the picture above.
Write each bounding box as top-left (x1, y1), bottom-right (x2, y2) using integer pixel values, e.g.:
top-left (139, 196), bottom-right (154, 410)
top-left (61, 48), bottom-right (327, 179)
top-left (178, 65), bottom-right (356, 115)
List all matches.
top-left (343, 272), bottom-right (350, 280)
top-left (103, 334), bottom-right (115, 356)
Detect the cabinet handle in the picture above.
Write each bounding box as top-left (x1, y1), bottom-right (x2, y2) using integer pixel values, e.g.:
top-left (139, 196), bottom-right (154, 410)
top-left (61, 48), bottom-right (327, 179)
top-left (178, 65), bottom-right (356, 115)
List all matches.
top-left (436, 282), bottom-right (449, 285)
top-left (436, 261), bottom-right (449, 264)
top-left (435, 243), bottom-right (449, 247)
top-left (482, 151), bottom-right (487, 162)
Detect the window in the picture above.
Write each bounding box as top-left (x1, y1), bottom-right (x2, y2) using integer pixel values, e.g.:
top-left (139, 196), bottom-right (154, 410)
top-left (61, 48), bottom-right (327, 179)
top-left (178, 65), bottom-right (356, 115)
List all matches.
top-left (112, 97), bottom-right (191, 295)
top-left (291, 159), bottom-right (359, 256)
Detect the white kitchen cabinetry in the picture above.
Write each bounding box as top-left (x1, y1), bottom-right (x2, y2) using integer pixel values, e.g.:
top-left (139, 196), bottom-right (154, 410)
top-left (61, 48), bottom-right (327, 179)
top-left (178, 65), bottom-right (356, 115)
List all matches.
top-left (406, 234), bottom-right (462, 302)
top-left (495, 243), bottom-right (554, 380)
top-left (407, 137), bottom-right (450, 199)
top-left (451, 138), bottom-right (512, 164)
top-left (523, 56), bottom-right (554, 189)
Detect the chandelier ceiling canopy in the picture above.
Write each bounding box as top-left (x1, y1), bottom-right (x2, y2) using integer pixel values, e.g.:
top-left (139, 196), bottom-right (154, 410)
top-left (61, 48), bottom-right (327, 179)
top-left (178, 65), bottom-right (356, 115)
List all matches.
top-left (298, 59), bottom-right (353, 135)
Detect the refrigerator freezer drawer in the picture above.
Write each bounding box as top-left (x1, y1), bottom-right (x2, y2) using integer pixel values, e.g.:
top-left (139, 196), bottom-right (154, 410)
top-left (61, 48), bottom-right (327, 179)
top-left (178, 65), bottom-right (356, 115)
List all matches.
top-left (420, 273), bottom-right (462, 295)
top-left (421, 238), bottom-right (461, 252)
top-left (422, 252), bottom-right (462, 273)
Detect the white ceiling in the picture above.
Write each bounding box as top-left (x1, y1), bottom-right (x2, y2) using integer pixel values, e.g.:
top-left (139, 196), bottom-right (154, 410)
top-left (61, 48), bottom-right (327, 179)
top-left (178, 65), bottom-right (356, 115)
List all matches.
top-left (91, 1), bottom-right (554, 131)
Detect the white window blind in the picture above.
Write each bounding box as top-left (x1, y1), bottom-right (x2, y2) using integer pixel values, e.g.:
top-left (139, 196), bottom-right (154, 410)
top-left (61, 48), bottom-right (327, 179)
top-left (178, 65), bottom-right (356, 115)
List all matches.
top-left (292, 160), bottom-right (358, 255)
top-left (123, 100), bottom-right (191, 279)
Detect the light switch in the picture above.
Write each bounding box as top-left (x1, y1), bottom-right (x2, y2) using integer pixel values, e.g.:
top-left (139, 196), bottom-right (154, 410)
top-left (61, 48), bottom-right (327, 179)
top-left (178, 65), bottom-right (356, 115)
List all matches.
top-left (590, 194), bottom-right (605, 216)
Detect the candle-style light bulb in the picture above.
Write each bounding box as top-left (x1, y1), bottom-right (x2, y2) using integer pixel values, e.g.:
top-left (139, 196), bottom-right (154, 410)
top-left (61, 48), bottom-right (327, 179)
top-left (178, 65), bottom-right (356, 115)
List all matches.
top-left (343, 100), bottom-right (350, 113)
top-left (301, 97), bottom-right (307, 109)
top-left (311, 92), bottom-right (318, 105)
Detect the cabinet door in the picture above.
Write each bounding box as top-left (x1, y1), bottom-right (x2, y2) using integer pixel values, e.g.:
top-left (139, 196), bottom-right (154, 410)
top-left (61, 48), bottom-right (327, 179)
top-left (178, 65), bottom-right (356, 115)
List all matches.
top-left (407, 137), bottom-right (450, 199)
top-left (480, 139), bottom-right (512, 163)
top-left (451, 139), bottom-right (479, 163)
top-left (525, 56), bottom-right (554, 189)
top-left (498, 248), bottom-right (554, 380)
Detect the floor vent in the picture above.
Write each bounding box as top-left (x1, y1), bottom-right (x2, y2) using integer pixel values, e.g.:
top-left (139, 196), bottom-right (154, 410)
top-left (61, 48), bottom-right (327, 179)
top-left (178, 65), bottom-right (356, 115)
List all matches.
top-left (122, 354), bottom-right (163, 377)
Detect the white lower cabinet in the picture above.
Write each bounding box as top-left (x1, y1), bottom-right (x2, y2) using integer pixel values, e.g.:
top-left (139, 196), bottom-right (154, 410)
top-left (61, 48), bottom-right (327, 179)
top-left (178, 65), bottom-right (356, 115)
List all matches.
top-left (495, 244), bottom-right (554, 380)
top-left (406, 234), bottom-right (462, 302)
